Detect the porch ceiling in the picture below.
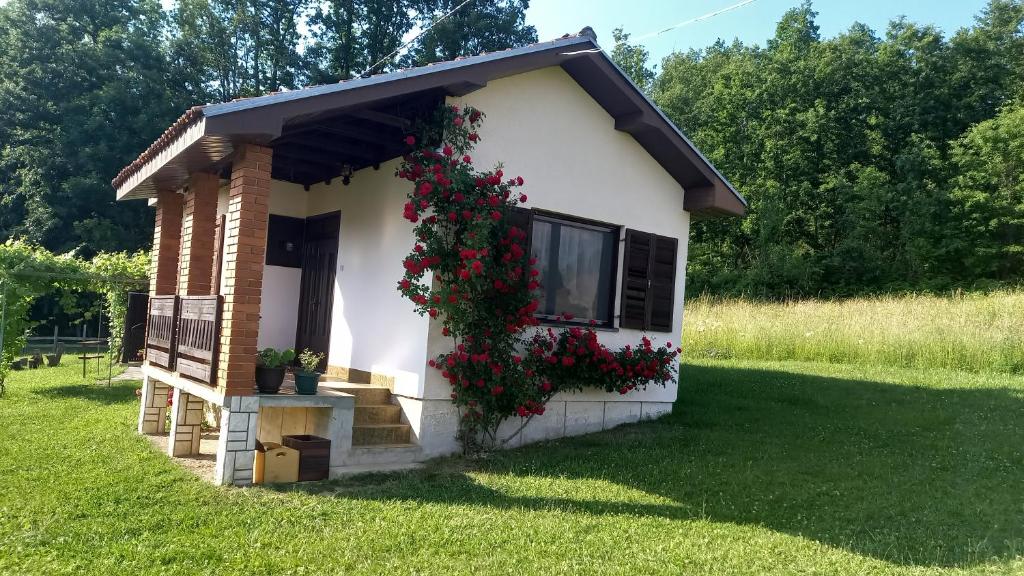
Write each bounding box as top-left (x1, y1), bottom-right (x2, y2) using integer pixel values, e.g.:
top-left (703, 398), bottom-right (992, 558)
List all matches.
top-left (268, 90), bottom-right (443, 188)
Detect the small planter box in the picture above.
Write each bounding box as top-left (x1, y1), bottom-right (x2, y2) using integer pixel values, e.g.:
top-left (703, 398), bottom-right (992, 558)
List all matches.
top-left (281, 434), bottom-right (330, 481)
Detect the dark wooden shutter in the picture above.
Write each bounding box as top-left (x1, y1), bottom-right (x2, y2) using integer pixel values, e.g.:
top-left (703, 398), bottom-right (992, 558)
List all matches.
top-left (648, 235), bottom-right (678, 332)
top-left (620, 230), bottom-right (653, 329)
top-left (619, 229), bottom-right (678, 332)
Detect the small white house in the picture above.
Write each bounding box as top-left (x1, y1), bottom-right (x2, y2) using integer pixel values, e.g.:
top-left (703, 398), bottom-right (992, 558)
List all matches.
top-left (115, 31), bottom-right (745, 485)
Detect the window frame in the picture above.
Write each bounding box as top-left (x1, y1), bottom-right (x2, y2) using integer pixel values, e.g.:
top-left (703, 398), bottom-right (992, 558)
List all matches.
top-left (528, 209), bottom-right (621, 330)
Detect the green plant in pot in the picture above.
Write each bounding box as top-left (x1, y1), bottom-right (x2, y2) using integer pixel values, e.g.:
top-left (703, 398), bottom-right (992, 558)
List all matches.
top-left (294, 349), bottom-right (325, 395)
top-left (255, 347), bottom-right (295, 394)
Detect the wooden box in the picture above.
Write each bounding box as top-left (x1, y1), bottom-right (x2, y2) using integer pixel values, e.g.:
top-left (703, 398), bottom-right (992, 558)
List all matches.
top-left (281, 434), bottom-right (331, 481)
top-left (254, 442), bottom-right (299, 484)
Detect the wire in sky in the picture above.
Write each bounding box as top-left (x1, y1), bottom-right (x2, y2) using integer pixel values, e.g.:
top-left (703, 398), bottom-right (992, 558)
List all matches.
top-left (560, 0), bottom-right (761, 55)
top-left (360, 0), bottom-right (476, 77)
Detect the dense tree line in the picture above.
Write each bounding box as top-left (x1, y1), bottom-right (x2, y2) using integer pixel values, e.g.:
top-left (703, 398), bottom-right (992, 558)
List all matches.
top-left (0, 0), bottom-right (535, 255)
top-left (2, 0), bottom-right (1020, 299)
top-left (631, 1), bottom-right (1024, 297)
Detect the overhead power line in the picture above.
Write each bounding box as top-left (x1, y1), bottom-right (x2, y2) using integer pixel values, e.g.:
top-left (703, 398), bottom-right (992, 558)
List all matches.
top-left (561, 0), bottom-right (761, 56)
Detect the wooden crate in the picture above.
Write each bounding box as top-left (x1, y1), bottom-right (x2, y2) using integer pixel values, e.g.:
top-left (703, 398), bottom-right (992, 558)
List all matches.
top-left (281, 434), bottom-right (330, 481)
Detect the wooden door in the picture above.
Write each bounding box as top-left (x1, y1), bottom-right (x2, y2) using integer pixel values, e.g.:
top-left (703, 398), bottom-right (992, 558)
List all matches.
top-left (295, 212), bottom-right (340, 369)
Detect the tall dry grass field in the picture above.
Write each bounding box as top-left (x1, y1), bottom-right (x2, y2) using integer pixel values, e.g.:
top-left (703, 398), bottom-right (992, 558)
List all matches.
top-left (682, 290), bottom-right (1024, 373)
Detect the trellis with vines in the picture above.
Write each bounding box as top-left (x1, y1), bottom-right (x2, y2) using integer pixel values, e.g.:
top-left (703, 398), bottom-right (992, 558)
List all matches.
top-left (0, 240), bottom-right (149, 395)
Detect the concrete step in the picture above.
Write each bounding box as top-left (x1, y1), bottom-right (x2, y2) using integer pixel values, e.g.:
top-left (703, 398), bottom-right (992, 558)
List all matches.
top-left (330, 462), bottom-right (424, 478)
top-left (354, 404), bottom-right (402, 425)
top-left (342, 443), bottom-right (423, 466)
top-left (352, 423), bottom-right (411, 446)
top-left (319, 383), bottom-right (391, 406)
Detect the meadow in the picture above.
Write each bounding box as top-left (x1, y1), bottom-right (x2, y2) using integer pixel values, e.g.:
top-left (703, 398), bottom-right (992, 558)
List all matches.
top-left (683, 290), bottom-right (1024, 373)
top-left (1, 292), bottom-right (1022, 574)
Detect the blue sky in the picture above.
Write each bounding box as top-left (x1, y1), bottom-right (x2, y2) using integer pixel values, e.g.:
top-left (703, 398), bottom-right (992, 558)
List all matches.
top-left (526, 0), bottom-right (992, 65)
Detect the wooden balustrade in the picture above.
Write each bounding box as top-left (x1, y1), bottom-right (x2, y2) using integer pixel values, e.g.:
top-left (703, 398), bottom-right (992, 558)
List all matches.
top-left (145, 296), bottom-right (178, 369)
top-left (175, 296), bottom-right (221, 385)
top-left (145, 295), bottom-right (222, 386)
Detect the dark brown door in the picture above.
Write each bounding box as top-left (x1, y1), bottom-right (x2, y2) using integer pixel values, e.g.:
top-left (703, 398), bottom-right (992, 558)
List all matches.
top-left (295, 212), bottom-right (340, 369)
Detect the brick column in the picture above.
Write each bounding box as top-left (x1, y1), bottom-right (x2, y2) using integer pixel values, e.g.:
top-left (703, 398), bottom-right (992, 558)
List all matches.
top-left (178, 172), bottom-right (219, 296)
top-left (137, 376), bottom-right (170, 434)
top-left (150, 190), bottom-right (183, 296)
top-left (168, 388), bottom-right (205, 456)
top-left (217, 144), bottom-right (272, 396)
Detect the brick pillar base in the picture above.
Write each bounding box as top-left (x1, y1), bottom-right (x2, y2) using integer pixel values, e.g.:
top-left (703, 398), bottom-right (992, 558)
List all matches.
top-left (214, 396), bottom-right (259, 486)
top-left (168, 389), bottom-right (205, 456)
top-left (137, 376), bottom-right (170, 434)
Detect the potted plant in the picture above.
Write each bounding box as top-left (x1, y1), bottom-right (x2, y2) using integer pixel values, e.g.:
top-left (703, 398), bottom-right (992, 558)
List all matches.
top-left (294, 349), bottom-right (325, 395)
top-left (255, 347), bottom-right (295, 394)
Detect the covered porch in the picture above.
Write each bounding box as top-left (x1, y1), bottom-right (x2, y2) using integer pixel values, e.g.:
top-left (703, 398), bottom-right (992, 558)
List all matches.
top-left (126, 92), bottom-right (441, 485)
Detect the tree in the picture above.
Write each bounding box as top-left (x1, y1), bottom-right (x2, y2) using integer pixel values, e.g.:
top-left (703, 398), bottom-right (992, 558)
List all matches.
top-left (610, 27), bottom-right (655, 93)
top-left (0, 0), bottom-right (185, 255)
top-left (402, 0), bottom-right (537, 68)
top-left (949, 105), bottom-right (1024, 280)
top-left (651, 0), bottom-right (1024, 297)
top-left (169, 0), bottom-right (309, 101)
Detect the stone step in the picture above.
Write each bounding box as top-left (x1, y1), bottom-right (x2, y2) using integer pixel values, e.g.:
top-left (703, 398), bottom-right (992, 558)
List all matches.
top-left (354, 404), bottom-right (402, 425)
top-left (319, 384), bottom-right (391, 406)
top-left (352, 423), bottom-right (411, 446)
top-left (342, 443), bottom-right (423, 466)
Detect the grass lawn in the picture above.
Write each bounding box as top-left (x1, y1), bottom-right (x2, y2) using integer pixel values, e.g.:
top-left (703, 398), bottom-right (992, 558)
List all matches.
top-left (1, 360), bottom-right (1022, 575)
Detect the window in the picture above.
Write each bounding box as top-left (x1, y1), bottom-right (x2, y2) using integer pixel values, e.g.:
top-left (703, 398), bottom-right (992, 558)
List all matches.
top-left (530, 214), bottom-right (618, 327)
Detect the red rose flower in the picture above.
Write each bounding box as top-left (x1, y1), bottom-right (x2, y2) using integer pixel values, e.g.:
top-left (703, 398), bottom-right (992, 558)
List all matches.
top-left (405, 135), bottom-right (416, 146)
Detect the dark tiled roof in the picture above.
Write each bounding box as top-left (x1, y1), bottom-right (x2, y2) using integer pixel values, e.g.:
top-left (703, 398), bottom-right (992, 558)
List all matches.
top-left (112, 105), bottom-right (204, 189)
top-left (111, 34), bottom-right (583, 190)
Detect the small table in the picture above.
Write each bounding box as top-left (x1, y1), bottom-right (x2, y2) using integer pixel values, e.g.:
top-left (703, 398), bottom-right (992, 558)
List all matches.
top-left (77, 354), bottom-right (104, 378)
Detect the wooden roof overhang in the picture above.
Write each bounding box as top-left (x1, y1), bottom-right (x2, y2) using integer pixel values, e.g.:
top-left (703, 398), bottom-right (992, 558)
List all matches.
top-left (113, 35), bottom-right (746, 216)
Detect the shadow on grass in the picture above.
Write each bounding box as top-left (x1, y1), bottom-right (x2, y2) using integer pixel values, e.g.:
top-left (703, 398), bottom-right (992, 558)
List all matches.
top-left (280, 363), bottom-right (1024, 568)
top-left (36, 382), bottom-right (140, 405)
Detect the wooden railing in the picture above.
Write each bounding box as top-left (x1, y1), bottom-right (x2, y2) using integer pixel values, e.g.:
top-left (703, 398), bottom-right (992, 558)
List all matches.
top-left (175, 296), bottom-right (221, 386)
top-left (145, 295), bottom-right (222, 386)
top-left (145, 295), bottom-right (178, 370)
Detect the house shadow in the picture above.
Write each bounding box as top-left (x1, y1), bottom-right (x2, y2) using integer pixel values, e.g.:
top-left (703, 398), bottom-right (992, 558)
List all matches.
top-left (278, 363), bottom-right (1024, 568)
top-left (36, 382), bottom-right (140, 405)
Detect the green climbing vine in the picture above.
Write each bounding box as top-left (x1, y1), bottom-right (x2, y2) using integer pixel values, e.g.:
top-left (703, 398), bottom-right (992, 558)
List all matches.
top-left (0, 240), bottom-right (148, 394)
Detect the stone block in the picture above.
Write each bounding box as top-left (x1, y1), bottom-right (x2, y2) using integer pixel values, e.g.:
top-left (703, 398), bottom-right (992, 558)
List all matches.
top-left (234, 450), bottom-right (255, 471)
top-left (520, 401), bottom-right (566, 445)
top-left (564, 401), bottom-right (604, 436)
top-left (239, 396), bottom-right (259, 413)
top-left (228, 414), bottom-right (249, 432)
top-left (603, 401), bottom-right (641, 429)
top-left (227, 440), bottom-right (248, 452)
top-left (640, 402), bottom-right (673, 421)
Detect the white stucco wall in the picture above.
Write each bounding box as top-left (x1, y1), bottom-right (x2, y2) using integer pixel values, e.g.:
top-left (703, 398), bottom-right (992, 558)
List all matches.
top-left (305, 163), bottom-right (430, 396)
top-left (252, 180), bottom-right (307, 352)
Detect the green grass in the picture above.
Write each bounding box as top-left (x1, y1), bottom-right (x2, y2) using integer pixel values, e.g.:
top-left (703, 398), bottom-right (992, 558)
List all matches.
top-left (1, 360), bottom-right (1023, 574)
top-left (683, 291), bottom-right (1024, 373)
